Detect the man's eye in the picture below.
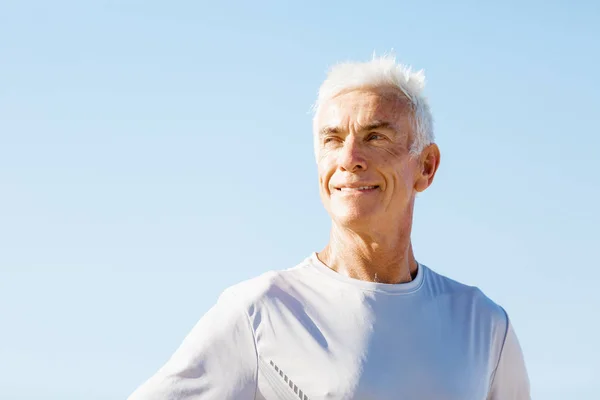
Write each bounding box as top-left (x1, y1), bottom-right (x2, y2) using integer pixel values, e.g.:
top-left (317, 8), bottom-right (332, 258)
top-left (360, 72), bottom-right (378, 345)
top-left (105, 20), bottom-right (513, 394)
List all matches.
top-left (324, 137), bottom-right (339, 144)
top-left (368, 133), bottom-right (383, 141)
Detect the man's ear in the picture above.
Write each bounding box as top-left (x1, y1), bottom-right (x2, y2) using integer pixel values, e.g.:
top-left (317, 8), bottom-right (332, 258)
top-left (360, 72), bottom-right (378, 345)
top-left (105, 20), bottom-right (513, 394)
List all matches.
top-left (415, 143), bottom-right (440, 193)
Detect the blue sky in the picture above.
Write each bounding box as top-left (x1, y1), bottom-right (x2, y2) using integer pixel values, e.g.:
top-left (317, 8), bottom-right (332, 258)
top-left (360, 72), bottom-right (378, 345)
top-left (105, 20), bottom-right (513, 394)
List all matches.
top-left (1, 1), bottom-right (598, 398)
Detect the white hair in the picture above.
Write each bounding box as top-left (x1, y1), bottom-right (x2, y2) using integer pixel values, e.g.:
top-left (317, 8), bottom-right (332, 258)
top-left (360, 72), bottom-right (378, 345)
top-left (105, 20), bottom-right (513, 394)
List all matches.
top-left (313, 55), bottom-right (434, 156)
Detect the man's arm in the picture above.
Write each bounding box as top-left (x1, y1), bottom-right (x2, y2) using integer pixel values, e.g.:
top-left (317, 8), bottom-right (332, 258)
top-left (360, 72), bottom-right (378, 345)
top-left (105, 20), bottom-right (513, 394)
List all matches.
top-left (487, 321), bottom-right (531, 399)
top-left (128, 288), bottom-right (258, 400)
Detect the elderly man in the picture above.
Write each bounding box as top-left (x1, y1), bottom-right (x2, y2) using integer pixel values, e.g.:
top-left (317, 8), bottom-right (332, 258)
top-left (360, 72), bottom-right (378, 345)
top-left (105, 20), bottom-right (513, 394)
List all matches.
top-left (129, 57), bottom-right (530, 399)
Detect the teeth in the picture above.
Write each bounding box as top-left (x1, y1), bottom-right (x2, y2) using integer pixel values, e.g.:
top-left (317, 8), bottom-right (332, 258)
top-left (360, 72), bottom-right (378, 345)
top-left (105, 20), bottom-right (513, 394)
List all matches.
top-left (340, 186), bottom-right (377, 191)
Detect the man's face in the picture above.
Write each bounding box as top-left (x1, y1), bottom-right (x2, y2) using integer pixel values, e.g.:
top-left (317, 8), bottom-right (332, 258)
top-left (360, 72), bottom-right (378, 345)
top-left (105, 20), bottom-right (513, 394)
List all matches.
top-left (315, 88), bottom-right (426, 228)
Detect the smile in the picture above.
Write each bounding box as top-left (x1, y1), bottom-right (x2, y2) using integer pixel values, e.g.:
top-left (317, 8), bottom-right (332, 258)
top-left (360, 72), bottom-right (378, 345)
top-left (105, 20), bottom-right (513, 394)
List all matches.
top-left (335, 185), bottom-right (379, 192)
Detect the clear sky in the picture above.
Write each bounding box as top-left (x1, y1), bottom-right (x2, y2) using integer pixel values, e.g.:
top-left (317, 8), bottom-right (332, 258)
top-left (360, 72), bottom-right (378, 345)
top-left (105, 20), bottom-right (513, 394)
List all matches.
top-left (1, 1), bottom-right (598, 399)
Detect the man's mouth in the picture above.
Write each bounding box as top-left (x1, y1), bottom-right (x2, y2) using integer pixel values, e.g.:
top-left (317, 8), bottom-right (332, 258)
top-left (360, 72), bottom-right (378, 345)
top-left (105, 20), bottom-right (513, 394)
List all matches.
top-left (335, 185), bottom-right (379, 192)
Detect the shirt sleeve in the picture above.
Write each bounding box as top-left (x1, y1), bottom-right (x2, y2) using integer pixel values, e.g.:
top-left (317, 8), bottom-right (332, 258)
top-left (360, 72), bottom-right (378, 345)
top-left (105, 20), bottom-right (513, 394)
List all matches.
top-left (128, 288), bottom-right (258, 400)
top-left (487, 321), bottom-right (531, 400)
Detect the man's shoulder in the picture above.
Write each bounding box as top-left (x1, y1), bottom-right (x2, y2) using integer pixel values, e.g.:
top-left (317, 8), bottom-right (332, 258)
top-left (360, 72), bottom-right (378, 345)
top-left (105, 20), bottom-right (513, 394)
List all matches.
top-left (220, 256), bottom-right (313, 308)
top-left (424, 265), bottom-right (508, 323)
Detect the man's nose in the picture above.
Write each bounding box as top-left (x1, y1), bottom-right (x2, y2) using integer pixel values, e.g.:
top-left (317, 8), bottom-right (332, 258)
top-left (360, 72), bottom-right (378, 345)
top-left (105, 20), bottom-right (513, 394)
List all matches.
top-left (338, 137), bottom-right (367, 172)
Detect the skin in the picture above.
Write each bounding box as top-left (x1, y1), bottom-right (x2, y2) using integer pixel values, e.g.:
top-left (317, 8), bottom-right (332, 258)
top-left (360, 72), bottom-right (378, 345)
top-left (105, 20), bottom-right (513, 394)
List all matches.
top-left (315, 87), bottom-right (441, 284)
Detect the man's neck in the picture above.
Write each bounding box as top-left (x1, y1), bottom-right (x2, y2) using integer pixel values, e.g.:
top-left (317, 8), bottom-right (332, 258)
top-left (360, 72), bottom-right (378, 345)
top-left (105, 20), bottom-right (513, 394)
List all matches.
top-left (317, 224), bottom-right (418, 284)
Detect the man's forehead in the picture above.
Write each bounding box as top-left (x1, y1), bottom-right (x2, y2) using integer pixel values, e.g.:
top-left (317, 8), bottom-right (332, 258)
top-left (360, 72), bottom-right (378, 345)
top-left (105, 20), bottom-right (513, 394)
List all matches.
top-left (316, 88), bottom-right (411, 131)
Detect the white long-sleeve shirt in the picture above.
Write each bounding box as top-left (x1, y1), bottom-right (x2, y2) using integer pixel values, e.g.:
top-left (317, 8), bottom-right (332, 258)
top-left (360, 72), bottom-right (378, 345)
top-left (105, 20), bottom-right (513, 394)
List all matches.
top-left (129, 253), bottom-right (530, 399)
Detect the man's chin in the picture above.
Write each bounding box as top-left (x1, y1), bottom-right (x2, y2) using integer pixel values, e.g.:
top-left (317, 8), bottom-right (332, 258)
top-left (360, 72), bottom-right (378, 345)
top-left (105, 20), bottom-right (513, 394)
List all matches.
top-left (330, 207), bottom-right (380, 226)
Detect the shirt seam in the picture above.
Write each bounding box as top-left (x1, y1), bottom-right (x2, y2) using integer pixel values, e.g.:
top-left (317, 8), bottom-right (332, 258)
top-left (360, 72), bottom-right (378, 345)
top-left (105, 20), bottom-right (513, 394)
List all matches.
top-left (486, 307), bottom-right (510, 398)
top-left (226, 288), bottom-right (259, 400)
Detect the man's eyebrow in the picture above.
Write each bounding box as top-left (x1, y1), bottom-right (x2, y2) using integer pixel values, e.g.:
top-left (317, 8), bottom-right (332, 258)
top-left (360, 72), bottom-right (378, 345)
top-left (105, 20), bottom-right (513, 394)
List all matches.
top-left (360, 121), bottom-right (395, 132)
top-left (318, 126), bottom-right (340, 137)
top-left (318, 121), bottom-right (397, 137)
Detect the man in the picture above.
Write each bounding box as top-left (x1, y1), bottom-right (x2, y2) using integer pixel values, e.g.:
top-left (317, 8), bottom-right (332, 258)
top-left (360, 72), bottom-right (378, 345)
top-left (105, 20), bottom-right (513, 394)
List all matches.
top-left (129, 56), bottom-right (530, 399)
